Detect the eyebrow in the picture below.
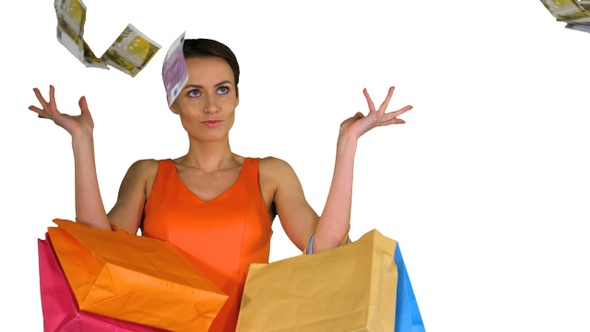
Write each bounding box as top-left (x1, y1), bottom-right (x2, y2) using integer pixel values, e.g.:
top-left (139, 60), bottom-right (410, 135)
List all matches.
top-left (182, 80), bottom-right (232, 90)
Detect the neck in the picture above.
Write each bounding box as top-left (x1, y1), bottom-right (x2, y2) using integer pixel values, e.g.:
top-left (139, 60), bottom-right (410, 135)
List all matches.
top-left (179, 139), bottom-right (238, 173)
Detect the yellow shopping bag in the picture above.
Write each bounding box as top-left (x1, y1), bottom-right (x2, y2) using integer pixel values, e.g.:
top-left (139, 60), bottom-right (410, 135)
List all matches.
top-left (48, 218), bottom-right (228, 331)
top-left (236, 229), bottom-right (398, 332)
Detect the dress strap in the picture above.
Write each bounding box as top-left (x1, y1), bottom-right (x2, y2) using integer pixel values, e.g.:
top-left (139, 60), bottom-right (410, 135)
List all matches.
top-left (241, 158), bottom-right (260, 189)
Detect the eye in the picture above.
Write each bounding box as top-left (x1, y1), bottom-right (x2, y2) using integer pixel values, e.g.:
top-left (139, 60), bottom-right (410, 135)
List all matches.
top-left (217, 86), bottom-right (230, 95)
top-left (187, 89), bottom-right (201, 97)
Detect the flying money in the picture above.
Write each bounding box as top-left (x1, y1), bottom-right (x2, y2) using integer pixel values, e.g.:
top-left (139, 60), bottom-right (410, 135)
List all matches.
top-left (100, 24), bottom-right (161, 77)
top-left (540, 0), bottom-right (590, 23)
top-left (54, 0), bottom-right (108, 69)
top-left (53, 0), bottom-right (160, 75)
top-left (565, 22), bottom-right (590, 32)
top-left (162, 32), bottom-right (188, 106)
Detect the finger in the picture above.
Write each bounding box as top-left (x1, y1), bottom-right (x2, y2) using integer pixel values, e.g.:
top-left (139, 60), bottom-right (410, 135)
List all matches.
top-left (378, 111), bottom-right (406, 125)
top-left (79, 96), bottom-right (87, 112)
top-left (363, 88), bottom-right (376, 113)
top-left (378, 105), bottom-right (412, 125)
top-left (387, 105), bottom-right (413, 118)
top-left (28, 105), bottom-right (50, 119)
top-left (377, 86), bottom-right (395, 113)
top-left (79, 96), bottom-right (92, 118)
top-left (380, 118), bottom-right (406, 126)
top-left (28, 105), bottom-right (43, 113)
top-left (32, 87), bottom-right (49, 108)
top-left (48, 85), bottom-right (58, 115)
top-left (27, 105), bottom-right (49, 118)
top-left (31, 85), bottom-right (59, 118)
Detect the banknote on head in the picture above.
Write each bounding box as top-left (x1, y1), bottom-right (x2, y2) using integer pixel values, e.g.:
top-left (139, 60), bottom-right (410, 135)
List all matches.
top-left (100, 24), bottom-right (161, 77)
top-left (540, 0), bottom-right (590, 23)
top-left (54, 0), bottom-right (108, 69)
top-left (162, 32), bottom-right (188, 106)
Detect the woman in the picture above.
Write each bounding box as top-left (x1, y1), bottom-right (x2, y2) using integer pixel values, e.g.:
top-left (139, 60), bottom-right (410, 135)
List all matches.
top-left (29, 38), bottom-right (412, 331)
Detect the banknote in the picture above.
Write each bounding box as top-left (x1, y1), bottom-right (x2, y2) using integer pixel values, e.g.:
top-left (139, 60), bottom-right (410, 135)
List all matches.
top-left (100, 24), bottom-right (161, 77)
top-left (81, 40), bottom-right (109, 69)
top-left (540, 0), bottom-right (590, 23)
top-left (565, 22), bottom-right (590, 32)
top-left (54, 0), bottom-right (108, 69)
top-left (54, 0), bottom-right (85, 62)
top-left (162, 32), bottom-right (188, 105)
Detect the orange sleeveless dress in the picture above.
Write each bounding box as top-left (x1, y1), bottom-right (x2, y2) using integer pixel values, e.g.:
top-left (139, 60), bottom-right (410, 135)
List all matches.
top-left (142, 158), bottom-right (272, 332)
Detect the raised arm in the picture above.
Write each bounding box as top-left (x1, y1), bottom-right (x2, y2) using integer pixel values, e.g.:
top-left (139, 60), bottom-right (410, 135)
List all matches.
top-left (312, 86), bottom-right (412, 252)
top-left (28, 85), bottom-right (147, 232)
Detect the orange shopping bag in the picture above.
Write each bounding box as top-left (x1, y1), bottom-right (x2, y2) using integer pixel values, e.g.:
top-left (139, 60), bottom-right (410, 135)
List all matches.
top-left (48, 219), bottom-right (228, 331)
top-left (38, 234), bottom-right (166, 332)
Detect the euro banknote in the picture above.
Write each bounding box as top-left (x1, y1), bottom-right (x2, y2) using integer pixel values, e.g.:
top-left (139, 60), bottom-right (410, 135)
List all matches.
top-left (162, 32), bottom-right (188, 105)
top-left (54, 0), bottom-right (160, 76)
top-left (54, 0), bottom-right (108, 69)
top-left (100, 24), bottom-right (161, 77)
top-left (540, 0), bottom-right (590, 23)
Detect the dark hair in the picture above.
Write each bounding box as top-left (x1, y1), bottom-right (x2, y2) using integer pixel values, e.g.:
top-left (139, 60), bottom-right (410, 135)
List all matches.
top-left (183, 39), bottom-right (240, 95)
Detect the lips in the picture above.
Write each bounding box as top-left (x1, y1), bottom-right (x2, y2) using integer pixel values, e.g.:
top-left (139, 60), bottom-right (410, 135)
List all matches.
top-left (201, 120), bottom-right (223, 128)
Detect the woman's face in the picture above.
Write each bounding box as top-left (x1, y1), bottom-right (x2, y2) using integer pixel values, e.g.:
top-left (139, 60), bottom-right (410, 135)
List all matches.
top-left (170, 56), bottom-right (239, 142)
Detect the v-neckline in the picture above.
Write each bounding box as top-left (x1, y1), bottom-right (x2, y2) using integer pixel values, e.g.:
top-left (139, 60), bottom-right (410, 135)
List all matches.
top-left (170, 158), bottom-right (248, 203)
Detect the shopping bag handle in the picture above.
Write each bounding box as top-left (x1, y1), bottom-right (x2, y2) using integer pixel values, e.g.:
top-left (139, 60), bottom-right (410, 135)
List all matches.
top-left (304, 228), bottom-right (351, 254)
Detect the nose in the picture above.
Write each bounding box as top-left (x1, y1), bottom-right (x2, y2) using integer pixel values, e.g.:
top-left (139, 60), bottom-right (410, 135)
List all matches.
top-left (203, 94), bottom-right (220, 114)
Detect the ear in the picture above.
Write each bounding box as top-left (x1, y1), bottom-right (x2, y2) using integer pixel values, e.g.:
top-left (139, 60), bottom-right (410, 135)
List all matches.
top-left (169, 102), bottom-right (179, 115)
top-left (235, 95), bottom-right (240, 108)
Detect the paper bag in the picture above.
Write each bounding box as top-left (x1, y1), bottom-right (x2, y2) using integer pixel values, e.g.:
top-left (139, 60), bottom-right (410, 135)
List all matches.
top-left (38, 234), bottom-right (166, 331)
top-left (47, 218), bottom-right (228, 331)
top-left (236, 229), bottom-right (399, 331)
top-left (393, 241), bottom-right (426, 332)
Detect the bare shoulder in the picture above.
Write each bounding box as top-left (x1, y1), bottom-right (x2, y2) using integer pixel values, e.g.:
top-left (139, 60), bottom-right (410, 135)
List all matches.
top-left (127, 158), bottom-right (159, 177)
top-left (122, 159), bottom-right (159, 195)
top-left (258, 156), bottom-right (303, 194)
top-left (108, 159), bottom-right (160, 230)
top-left (259, 156), bottom-right (296, 178)
top-left (258, 157), bottom-right (303, 210)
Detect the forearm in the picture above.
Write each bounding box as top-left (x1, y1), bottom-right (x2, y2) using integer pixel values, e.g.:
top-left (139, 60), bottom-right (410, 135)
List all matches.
top-left (314, 134), bottom-right (357, 252)
top-left (71, 133), bottom-right (111, 230)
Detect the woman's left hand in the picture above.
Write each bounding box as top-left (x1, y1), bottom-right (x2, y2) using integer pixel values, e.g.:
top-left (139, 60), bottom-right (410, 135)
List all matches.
top-left (340, 86), bottom-right (412, 140)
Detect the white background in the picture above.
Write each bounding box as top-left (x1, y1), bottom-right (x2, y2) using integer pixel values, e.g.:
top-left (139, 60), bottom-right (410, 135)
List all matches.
top-left (1, 1), bottom-right (589, 331)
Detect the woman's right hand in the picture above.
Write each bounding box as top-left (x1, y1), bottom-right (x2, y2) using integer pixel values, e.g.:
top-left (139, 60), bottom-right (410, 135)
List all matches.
top-left (28, 85), bottom-right (94, 138)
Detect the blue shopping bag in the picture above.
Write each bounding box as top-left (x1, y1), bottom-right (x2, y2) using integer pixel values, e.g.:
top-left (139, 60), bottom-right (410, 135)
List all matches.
top-left (394, 244), bottom-right (426, 332)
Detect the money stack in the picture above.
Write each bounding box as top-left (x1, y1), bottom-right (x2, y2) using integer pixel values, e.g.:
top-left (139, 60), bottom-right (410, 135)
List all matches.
top-left (540, 0), bottom-right (590, 33)
top-left (53, 0), bottom-right (161, 77)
